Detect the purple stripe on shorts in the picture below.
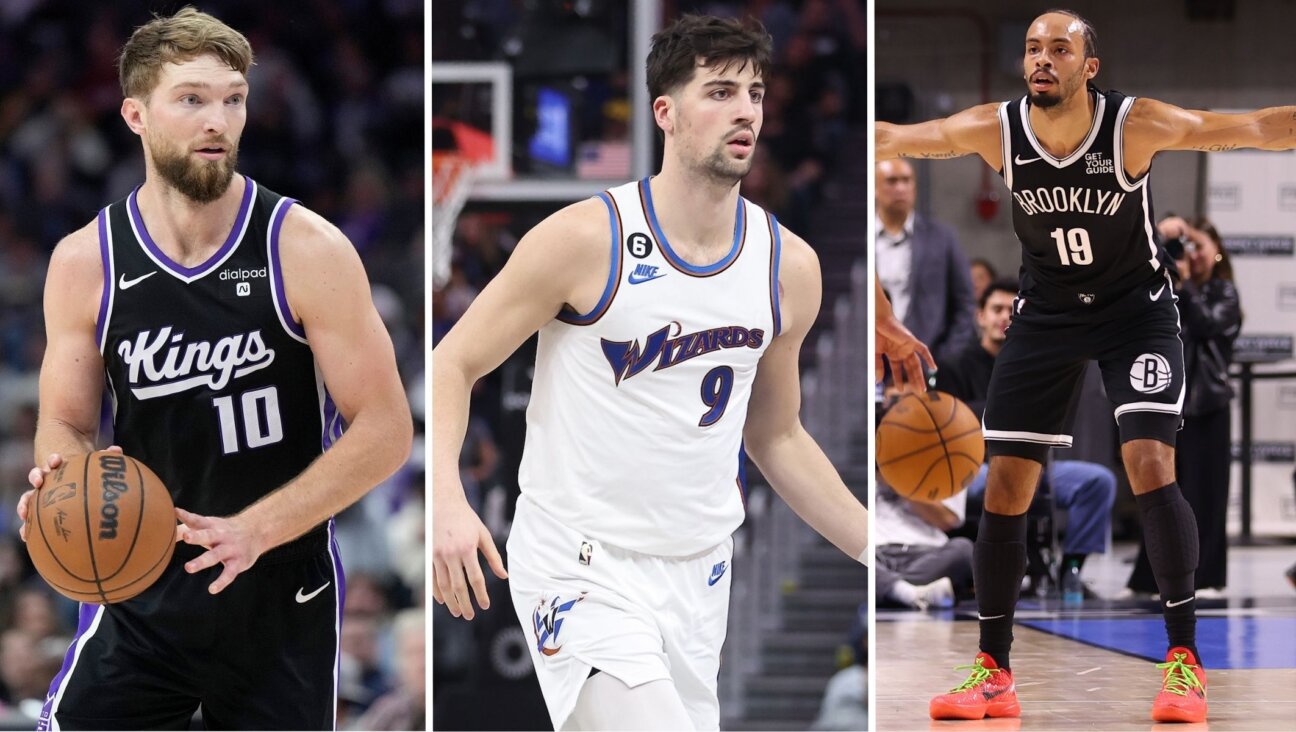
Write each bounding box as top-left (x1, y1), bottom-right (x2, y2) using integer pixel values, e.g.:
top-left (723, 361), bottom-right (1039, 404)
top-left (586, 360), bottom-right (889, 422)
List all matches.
top-left (94, 209), bottom-right (111, 348)
top-left (38, 604), bottom-right (100, 728)
top-left (128, 175), bottom-right (253, 278)
top-left (269, 198), bottom-right (305, 339)
top-left (328, 517), bottom-right (346, 730)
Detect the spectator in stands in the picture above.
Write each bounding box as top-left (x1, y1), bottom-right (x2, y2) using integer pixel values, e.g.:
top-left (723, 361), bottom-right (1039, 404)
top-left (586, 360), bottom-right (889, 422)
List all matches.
top-left (875, 160), bottom-right (976, 365)
top-left (939, 280), bottom-right (1117, 588)
top-left (875, 478), bottom-right (968, 610)
top-left (355, 607), bottom-right (425, 731)
top-left (1128, 216), bottom-right (1241, 597)
top-left (810, 604), bottom-right (867, 730)
top-left (969, 257), bottom-right (998, 304)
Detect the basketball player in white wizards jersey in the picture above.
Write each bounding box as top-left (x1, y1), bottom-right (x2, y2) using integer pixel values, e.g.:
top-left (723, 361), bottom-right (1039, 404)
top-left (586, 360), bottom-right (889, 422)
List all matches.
top-left (433, 15), bottom-right (869, 731)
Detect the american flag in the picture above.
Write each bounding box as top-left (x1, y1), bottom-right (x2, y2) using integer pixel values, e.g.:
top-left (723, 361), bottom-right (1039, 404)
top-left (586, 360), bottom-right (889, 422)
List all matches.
top-left (577, 140), bottom-right (631, 179)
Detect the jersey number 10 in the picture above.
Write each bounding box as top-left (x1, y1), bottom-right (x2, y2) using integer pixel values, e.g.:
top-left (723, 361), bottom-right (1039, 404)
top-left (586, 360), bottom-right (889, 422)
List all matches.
top-left (213, 386), bottom-right (285, 454)
top-left (1051, 227), bottom-right (1094, 266)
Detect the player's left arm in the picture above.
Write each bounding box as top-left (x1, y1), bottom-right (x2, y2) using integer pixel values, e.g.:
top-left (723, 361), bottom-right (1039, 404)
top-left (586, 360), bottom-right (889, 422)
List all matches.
top-left (177, 206), bottom-right (413, 593)
top-left (1124, 97), bottom-right (1296, 175)
top-left (742, 228), bottom-right (867, 563)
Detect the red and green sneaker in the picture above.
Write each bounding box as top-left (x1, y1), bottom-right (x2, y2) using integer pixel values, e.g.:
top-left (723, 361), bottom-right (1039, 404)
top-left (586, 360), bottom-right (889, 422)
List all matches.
top-left (929, 652), bottom-right (1022, 720)
top-left (1151, 647), bottom-right (1208, 723)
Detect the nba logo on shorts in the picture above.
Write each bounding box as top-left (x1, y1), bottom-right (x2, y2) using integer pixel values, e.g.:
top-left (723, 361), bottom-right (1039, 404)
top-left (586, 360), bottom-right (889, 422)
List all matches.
top-left (578, 541), bottom-right (593, 566)
top-left (236, 282), bottom-right (251, 297)
top-left (1130, 353), bottom-right (1172, 394)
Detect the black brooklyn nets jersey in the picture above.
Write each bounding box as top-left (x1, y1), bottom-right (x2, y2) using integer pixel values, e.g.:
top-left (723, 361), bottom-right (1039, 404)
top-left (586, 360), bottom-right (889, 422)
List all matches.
top-left (96, 176), bottom-right (340, 520)
top-left (999, 86), bottom-right (1173, 310)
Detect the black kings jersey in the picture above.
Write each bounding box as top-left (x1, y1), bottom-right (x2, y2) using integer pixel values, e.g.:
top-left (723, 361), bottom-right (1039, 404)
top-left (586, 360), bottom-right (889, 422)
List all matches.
top-left (96, 176), bottom-right (341, 520)
top-left (999, 87), bottom-right (1173, 311)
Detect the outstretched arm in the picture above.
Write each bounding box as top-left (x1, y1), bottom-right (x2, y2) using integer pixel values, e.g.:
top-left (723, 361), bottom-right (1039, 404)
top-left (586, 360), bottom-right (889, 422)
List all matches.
top-left (744, 228), bottom-right (867, 563)
top-left (876, 103), bottom-right (1003, 167)
top-left (1125, 98), bottom-right (1296, 175)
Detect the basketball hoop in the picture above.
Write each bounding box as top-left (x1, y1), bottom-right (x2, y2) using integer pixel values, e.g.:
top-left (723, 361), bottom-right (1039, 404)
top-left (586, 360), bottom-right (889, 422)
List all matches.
top-left (432, 153), bottom-right (474, 290)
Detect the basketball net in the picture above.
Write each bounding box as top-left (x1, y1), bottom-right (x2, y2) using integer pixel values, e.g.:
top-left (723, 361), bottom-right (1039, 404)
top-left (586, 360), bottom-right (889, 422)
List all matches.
top-left (432, 153), bottom-right (473, 290)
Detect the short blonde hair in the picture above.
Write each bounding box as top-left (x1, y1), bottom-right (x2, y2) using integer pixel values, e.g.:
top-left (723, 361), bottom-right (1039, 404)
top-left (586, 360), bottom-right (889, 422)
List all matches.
top-left (118, 6), bottom-right (253, 99)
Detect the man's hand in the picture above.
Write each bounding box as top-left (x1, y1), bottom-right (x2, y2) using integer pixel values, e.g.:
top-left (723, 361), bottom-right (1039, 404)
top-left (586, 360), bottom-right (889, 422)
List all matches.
top-left (19, 447), bottom-right (123, 543)
top-left (877, 314), bottom-right (936, 393)
top-left (433, 492), bottom-right (507, 620)
top-left (176, 507), bottom-right (268, 595)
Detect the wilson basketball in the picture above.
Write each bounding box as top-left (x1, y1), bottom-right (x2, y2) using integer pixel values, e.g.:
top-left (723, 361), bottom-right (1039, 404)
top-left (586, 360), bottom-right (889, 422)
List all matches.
top-left (877, 391), bottom-right (985, 503)
top-left (28, 451), bottom-right (176, 604)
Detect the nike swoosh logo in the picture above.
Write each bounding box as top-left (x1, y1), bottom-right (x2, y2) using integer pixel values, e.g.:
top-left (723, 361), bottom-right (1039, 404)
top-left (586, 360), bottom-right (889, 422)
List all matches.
top-left (119, 272), bottom-right (157, 290)
top-left (628, 272), bottom-right (667, 285)
top-left (1150, 284), bottom-right (1167, 301)
top-left (1014, 155), bottom-right (1042, 165)
top-left (1165, 596), bottom-right (1195, 607)
top-left (295, 582), bottom-right (331, 603)
top-left (977, 614), bottom-right (1006, 620)
top-left (707, 572), bottom-right (726, 586)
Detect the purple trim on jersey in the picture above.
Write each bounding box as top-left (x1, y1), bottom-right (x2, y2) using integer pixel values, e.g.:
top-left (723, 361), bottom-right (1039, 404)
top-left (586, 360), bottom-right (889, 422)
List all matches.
top-left (557, 192), bottom-right (622, 325)
top-left (269, 198), bottom-right (306, 339)
top-left (95, 208), bottom-right (112, 348)
top-left (640, 177), bottom-right (745, 276)
top-left (321, 389), bottom-right (346, 450)
top-left (768, 213), bottom-right (783, 337)
top-left (39, 603), bottom-right (100, 727)
top-left (736, 442), bottom-right (748, 508)
top-left (328, 517), bottom-right (346, 730)
top-left (127, 175), bottom-right (254, 278)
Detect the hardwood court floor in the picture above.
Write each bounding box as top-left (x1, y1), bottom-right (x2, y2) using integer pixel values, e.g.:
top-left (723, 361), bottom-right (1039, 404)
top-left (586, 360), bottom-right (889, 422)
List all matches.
top-left (876, 616), bottom-right (1296, 731)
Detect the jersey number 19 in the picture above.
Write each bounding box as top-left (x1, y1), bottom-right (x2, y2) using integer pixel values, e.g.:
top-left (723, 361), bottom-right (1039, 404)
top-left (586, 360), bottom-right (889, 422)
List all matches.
top-left (1051, 227), bottom-right (1094, 266)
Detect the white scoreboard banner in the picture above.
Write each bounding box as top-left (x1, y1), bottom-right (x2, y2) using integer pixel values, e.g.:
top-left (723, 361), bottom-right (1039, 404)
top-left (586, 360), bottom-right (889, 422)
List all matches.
top-left (1206, 148), bottom-right (1296, 537)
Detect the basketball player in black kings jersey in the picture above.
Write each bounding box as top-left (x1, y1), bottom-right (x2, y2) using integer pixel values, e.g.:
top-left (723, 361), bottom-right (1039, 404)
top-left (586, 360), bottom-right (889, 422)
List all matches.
top-left (878, 9), bottom-right (1296, 724)
top-left (14, 9), bottom-right (411, 729)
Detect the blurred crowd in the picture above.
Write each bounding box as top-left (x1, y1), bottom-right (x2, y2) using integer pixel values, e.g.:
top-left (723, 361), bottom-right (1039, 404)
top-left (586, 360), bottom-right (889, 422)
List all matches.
top-left (0, 1), bottom-right (424, 727)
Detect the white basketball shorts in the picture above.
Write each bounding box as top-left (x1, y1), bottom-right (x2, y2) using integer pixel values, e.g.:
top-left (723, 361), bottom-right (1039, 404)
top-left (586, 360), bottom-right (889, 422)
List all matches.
top-left (506, 494), bottom-right (733, 730)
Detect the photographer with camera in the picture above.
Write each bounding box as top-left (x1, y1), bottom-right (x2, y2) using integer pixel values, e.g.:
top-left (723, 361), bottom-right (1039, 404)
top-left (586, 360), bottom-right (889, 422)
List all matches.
top-left (1128, 216), bottom-right (1242, 597)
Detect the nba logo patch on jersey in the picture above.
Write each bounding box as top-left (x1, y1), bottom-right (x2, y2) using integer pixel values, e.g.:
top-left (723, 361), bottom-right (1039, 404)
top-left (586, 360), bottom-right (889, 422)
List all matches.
top-left (578, 541), bottom-right (593, 566)
top-left (1130, 353), bottom-right (1172, 394)
top-left (533, 594), bottom-right (585, 657)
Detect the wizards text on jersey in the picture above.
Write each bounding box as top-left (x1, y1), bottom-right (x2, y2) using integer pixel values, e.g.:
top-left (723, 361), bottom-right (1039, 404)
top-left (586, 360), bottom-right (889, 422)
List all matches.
top-left (117, 326), bottom-right (276, 400)
top-left (600, 322), bottom-right (764, 386)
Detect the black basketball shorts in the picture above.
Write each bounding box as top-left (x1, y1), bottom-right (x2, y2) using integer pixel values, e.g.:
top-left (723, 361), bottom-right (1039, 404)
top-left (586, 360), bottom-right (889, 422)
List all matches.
top-left (38, 528), bottom-right (342, 731)
top-left (982, 281), bottom-right (1185, 463)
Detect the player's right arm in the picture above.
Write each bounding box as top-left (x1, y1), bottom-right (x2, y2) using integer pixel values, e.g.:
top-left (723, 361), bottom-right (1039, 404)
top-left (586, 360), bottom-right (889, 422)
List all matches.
top-left (432, 198), bottom-right (611, 620)
top-left (875, 103), bottom-right (1003, 168)
top-left (874, 274), bottom-right (934, 392)
top-left (18, 221), bottom-right (116, 541)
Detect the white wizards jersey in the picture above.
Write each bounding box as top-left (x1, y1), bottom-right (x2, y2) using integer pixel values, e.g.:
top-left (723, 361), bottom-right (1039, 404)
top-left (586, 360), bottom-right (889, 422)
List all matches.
top-left (518, 177), bottom-right (783, 556)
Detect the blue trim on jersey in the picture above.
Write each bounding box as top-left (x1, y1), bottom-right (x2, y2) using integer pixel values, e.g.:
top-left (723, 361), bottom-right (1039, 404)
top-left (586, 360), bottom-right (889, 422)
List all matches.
top-left (557, 192), bottom-right (621, 325)
top-left (268, 198), bottom-right (306, 339)
top-left (95, 208), bottom-right (112, 349)
top-left (640, 177), bottom-right (745, 276)
top-left (736, 442), bottom-right (748, 506)
top-left (128, 174), bottom-right (254, 278)
top-left (769, 213), bottom-right (783, 337)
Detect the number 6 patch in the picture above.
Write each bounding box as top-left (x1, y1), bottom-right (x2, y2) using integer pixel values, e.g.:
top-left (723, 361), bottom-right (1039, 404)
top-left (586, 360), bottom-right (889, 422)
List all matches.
top-left (627, 232), bottom-right (653, 259)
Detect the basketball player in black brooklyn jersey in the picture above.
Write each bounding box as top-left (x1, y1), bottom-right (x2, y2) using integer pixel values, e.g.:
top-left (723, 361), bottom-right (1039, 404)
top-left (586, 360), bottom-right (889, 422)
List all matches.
top-left (15, 9), bottom-right (411, 730)
top-left (878, 9), bottom-right (1296, 725)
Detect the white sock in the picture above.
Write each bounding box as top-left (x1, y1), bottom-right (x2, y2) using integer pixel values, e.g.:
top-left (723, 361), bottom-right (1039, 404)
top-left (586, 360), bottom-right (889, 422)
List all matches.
top-left (888, 579), bottom-right (921, 607)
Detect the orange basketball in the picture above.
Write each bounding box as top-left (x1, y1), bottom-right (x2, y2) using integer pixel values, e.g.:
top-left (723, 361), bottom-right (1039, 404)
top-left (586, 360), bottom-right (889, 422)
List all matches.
top-left (877, 391), bottom-right (985, 503)
top-left (28, 451), bottom-right (176, 604)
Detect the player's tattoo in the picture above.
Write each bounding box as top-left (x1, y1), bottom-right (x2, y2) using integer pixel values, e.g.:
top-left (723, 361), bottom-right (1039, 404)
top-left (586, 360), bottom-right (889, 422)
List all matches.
top-left (909, 151), bottom-right (961, 159)
top-left (1192, 143), bottom-right (1238, 152)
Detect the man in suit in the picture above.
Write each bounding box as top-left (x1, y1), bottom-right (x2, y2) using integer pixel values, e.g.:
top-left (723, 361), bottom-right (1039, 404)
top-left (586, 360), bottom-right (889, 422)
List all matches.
top-left (875, 159), bottom-right (975, 365)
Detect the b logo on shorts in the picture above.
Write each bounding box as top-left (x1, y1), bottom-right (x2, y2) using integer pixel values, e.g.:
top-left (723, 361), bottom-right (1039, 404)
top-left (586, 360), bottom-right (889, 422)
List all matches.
top-left (1130, 353), bottom-right (1172, 394)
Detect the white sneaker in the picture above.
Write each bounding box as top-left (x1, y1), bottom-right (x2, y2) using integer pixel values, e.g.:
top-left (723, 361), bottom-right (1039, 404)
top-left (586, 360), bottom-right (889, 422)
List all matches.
top-left (1196, 587), bottom-right (1226, 599)
top-left (914, 577), bottom-right (955, 609)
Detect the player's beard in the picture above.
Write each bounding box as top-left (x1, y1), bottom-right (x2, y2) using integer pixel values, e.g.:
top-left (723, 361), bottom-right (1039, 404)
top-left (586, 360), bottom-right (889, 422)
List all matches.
top-left (698, 143), bottom-right (754, 185)
top-left (149, 134), bottom-right (239, 204)
top-left (1028, 66), bottom-right (1086, 109)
